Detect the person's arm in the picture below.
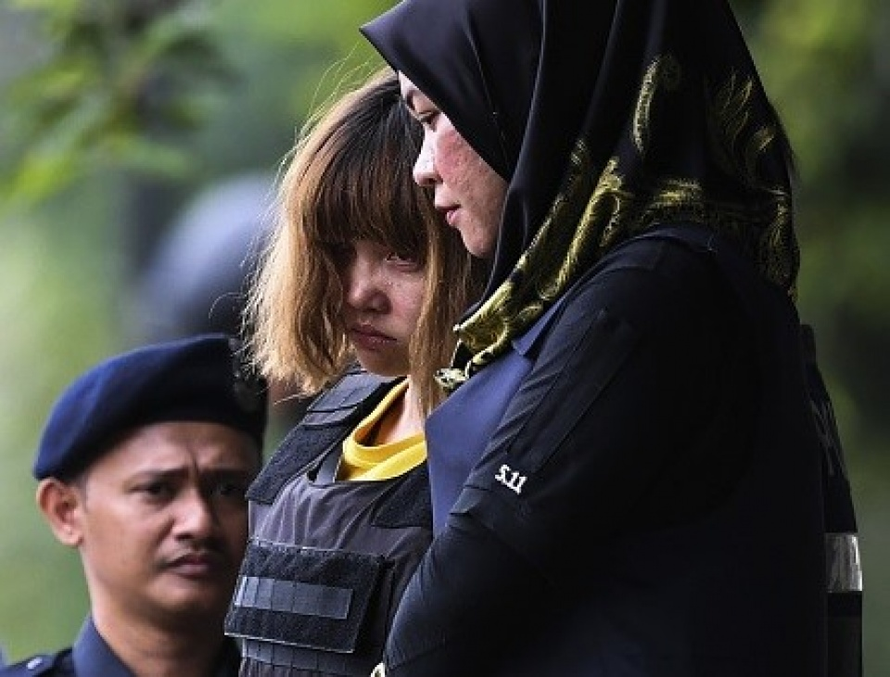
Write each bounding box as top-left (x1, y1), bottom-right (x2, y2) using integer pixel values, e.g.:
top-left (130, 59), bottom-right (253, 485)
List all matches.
top-left (381, 513), bottom-right (541, 675)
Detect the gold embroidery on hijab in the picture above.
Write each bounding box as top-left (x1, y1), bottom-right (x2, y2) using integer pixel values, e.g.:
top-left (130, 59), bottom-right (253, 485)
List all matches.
top-left (634, 55), bottom-right (682, 156)
top-left (437, 54), bottom-right (797, 392)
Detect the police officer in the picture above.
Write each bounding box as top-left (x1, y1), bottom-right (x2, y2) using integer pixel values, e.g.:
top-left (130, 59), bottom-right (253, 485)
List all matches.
top-left (1, 334), bottom-right (266, 676)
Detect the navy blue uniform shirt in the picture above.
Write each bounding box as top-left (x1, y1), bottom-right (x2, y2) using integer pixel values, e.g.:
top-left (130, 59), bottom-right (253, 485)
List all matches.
top-left (0, 617), bottom-right (240, 676)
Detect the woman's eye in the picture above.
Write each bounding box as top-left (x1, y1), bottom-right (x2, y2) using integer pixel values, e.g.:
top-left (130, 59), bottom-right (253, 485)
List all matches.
top-left (417, 110), bottom-right (438, 128)
top-left (386, 251), bottom-right (422, 272)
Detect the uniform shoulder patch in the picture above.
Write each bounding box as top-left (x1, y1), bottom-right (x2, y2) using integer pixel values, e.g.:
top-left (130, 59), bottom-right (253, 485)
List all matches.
top-left (0, 649), bottom-right (72, 676)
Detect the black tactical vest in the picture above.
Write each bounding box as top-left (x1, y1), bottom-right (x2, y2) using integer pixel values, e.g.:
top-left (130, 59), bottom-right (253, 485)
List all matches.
top-left (225, 368), bottom-right (433, 676)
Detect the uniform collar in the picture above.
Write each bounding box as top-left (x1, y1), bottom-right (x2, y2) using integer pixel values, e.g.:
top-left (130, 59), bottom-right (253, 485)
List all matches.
top-left (72, 616), bottom-right (133, 677)
top-left (72, 615), bottom-right (241, 677)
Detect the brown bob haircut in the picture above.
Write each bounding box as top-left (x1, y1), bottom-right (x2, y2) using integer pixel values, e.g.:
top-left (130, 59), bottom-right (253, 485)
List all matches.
top-left (245, 67), bottom-right (486, 414)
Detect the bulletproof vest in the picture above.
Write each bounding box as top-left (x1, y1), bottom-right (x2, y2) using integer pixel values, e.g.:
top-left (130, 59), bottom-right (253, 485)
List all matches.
top-left (226, 367), bottom-right (433, 676)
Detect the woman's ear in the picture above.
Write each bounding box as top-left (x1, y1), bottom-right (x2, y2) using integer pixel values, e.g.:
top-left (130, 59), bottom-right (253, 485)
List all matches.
top-left (36, 478), bottom-right (84, 548)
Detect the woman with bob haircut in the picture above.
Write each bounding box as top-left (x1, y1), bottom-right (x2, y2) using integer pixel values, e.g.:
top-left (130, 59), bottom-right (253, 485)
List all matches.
top-left (224, 67), bottom-right (486, 676)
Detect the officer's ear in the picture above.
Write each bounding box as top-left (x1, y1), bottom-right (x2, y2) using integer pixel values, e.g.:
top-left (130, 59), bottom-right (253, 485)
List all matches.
top-left (36, 478), bottom-right (84, 548)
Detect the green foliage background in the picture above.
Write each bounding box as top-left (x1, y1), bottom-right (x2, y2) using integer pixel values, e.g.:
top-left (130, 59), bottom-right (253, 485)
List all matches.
top-left (0, 0), bottom-right (887, 673)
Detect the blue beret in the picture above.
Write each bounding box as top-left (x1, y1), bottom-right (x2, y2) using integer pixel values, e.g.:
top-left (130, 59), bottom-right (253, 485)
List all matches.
top-left (34, 333), bottom-right (268, 480)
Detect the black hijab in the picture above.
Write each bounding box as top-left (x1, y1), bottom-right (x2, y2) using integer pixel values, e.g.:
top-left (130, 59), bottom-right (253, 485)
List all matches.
top-left (362, 0), bottom-right (798, 381)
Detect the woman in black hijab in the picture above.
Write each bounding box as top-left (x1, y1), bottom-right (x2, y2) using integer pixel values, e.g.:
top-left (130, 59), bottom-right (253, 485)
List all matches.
top-left (361, 1), bottom-right (829, 675)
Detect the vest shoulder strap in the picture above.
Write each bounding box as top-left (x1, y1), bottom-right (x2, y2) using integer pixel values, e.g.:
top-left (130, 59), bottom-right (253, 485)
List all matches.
top-left (247, 367), bottom-right (401, 503)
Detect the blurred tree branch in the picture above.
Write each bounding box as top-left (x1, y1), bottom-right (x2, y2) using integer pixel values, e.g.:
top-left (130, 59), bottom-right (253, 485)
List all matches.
top-left (1, 0), bottom-right (237, 205)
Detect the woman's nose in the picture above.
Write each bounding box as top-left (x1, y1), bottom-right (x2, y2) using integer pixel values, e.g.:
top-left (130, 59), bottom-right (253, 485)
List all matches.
top-left (412, 139), bottom-right (437, 187)
top-left (343, 261), bottom-right (386, 311)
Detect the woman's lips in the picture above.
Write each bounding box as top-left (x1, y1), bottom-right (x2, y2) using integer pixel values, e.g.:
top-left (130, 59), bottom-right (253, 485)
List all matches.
top-left (349, 326), bottom-right (393, 351)
top-left (435, 200), bottom-right (459, 227)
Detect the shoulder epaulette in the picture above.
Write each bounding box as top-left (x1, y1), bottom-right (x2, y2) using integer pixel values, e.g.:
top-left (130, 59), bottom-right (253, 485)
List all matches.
top-left (0, 649), bottom-right (72, 676)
